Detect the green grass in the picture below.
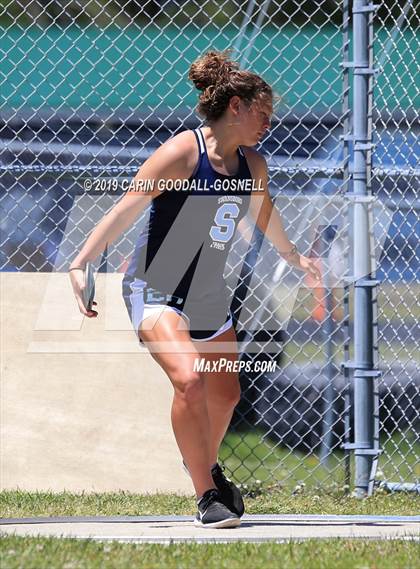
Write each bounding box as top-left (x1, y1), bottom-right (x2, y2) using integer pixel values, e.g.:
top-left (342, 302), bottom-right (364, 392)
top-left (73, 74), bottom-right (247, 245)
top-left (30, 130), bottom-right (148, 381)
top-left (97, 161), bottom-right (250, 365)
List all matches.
top-left (221, 431), bottom-right (348, 490)
top-left (1, 429), bottom-right (418, 568)
top-left (1, 429), bottom-right (418, 520)
top-left (1, 490), bottom-right (419, 569)
top-left (220, 430), bottom-right (420, 492)
top-left (1, 537), bottom-right (419, 569)
top-left (1, 487), bottom-right (419, 519)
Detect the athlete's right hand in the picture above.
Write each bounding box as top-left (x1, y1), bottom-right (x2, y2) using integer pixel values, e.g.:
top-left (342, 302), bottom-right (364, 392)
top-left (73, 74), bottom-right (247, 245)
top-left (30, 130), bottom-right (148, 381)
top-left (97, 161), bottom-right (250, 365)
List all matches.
top-left (68, 268), bottom-right (98, 318)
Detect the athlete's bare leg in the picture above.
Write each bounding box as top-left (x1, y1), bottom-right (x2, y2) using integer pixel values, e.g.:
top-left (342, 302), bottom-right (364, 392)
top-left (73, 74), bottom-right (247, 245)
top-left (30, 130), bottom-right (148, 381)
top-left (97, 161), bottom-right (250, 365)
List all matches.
top-left (194, 326), bottom-right (241, 467)
top-left (138, 311), bottom-right (216, 499)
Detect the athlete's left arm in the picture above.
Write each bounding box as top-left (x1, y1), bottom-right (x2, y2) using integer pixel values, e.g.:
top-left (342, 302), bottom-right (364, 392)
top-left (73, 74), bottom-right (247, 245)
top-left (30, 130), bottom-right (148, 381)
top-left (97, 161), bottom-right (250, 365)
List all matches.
top-left (247, 151), bottom-right (321, 280)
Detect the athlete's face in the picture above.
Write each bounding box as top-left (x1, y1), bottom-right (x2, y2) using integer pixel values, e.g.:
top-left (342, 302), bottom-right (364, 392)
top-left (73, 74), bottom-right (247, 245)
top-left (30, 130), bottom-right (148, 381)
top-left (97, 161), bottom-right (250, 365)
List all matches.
top-left (227, 95), bottom-right (273, 145)
top-left (243, 97), bottom-right (273, 145)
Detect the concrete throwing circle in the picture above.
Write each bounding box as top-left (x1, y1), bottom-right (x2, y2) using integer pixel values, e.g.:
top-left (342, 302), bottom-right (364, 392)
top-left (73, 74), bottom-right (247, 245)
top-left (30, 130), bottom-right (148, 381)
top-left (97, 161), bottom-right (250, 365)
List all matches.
top-left (1, 514), bottom-right (419, 543)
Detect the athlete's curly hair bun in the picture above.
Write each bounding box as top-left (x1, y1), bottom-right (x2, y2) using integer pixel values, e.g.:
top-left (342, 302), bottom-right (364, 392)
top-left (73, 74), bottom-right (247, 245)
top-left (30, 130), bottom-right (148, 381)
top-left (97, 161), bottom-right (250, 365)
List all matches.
top-left (188, 50), bottom-right (239, 91)
top-left (188, 50), bottom-right (273, 122)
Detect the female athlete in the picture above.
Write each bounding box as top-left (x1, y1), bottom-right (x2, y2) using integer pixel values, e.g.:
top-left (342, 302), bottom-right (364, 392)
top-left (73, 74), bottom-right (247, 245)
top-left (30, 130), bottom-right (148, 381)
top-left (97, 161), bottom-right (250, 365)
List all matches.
top-left (69, 50), bottom-right (321, 529)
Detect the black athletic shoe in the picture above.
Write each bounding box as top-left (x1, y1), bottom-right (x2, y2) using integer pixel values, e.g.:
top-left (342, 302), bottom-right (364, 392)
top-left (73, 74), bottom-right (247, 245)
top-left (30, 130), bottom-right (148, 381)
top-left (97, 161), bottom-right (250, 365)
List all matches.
top-left (194, 488), bottom-right (240, 529)
top-left (211, 463), bottom-right (245, 517)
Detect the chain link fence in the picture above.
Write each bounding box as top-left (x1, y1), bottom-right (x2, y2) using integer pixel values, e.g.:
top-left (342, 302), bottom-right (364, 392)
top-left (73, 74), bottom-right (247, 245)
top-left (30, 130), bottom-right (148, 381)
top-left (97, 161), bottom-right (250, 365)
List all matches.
top-left (370, 1), bottom-right (419, 493)
top-left (1, 1), bottom-right (418, 494)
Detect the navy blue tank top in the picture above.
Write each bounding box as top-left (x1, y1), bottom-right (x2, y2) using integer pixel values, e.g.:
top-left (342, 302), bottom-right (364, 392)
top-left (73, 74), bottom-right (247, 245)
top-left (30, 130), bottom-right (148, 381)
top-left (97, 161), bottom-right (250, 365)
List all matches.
top-left (124, 128), bottom-right (254, 300)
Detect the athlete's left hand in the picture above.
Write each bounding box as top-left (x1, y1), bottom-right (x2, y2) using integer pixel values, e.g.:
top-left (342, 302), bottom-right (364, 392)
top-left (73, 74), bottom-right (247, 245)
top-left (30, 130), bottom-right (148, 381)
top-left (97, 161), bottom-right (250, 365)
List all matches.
top-left (296, 255), bottom-right (322, 281)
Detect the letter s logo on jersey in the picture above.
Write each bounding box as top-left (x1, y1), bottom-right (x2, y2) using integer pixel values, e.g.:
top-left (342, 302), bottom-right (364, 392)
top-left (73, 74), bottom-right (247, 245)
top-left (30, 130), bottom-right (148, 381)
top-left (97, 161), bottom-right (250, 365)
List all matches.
top-left (209, 203), bottom-right (240, 243)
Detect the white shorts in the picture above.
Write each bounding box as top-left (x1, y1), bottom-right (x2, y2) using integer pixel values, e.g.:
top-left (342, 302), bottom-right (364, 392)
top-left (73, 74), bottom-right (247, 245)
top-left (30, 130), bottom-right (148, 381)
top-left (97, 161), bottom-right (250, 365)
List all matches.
top-left (123, 277), bottom-right (233, 342)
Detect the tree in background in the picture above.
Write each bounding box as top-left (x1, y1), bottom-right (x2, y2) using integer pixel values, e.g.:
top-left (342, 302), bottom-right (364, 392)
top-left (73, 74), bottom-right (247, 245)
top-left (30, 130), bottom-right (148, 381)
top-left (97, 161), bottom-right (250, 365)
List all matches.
top-left (1, 0), bottom-right (416, 28)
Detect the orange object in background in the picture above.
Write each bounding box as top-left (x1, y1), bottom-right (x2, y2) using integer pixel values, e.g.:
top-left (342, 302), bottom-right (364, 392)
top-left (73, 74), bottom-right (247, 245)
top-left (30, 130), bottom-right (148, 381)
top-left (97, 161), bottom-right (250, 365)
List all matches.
top-left (305, 257), bottom-right (343, 322)
top-left (312, 285), bottom-right (327, 322)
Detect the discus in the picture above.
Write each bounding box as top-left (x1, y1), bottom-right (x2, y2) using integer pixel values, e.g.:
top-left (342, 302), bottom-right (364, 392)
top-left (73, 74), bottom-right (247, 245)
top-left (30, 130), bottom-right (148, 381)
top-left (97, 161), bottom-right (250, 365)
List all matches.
top-left (82, 262), bottom-right (96, 311)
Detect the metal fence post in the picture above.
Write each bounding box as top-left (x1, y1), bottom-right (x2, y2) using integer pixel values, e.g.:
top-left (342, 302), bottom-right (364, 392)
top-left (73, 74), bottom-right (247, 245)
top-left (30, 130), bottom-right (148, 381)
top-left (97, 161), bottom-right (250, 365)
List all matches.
top-left (347, 0), bottom-right (381, 497)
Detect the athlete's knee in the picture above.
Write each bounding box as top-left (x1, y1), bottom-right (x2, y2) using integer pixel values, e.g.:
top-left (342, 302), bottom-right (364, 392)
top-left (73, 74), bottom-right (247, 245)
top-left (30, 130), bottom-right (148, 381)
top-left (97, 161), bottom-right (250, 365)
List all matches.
top-left (209, 379), bottom-right (241, 409)
top-left (221, 384), bottom-right (241, 409)
top-left (229, 386), bottom-right (241, 408)
top-left (171, 368), bottom-right (205, 403)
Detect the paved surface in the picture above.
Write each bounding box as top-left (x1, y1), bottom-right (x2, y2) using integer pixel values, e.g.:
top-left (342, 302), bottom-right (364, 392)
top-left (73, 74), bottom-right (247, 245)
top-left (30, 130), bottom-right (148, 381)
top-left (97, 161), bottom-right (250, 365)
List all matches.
top-left (2, 273), bottom-right (192, 496)
top-left (1, 515), bottom-right (419, 543)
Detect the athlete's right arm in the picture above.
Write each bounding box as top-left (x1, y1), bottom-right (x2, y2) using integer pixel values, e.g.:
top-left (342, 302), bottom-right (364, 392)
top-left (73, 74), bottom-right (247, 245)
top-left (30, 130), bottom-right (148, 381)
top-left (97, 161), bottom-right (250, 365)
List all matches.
top-left (69, 131), bottom-right (196, 270)
top-left (69, 131), bottom-right (196, 316)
